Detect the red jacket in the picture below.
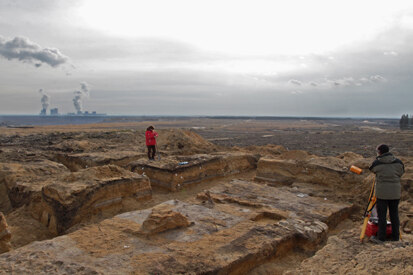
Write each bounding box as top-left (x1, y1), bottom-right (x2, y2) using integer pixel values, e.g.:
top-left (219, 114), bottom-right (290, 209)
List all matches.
top-left (145, 130), bottom-right (158, 146)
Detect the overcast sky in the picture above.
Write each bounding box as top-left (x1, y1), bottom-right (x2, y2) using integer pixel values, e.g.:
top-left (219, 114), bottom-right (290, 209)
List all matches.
top-left (1, 0), bottom-right (413, 117)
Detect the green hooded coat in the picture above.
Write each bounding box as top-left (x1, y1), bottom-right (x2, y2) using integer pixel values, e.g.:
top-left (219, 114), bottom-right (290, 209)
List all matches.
top-left (369, 152), bottom-right (404, 200)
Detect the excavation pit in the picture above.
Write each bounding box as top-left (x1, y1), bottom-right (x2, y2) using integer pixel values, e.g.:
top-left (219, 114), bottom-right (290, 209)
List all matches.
top-left (128, 152), bottom-right (258, 191)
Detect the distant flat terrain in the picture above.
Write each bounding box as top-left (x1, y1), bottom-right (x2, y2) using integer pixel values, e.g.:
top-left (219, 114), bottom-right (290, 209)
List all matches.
top-left (1, 116), bottom-right (410, 157)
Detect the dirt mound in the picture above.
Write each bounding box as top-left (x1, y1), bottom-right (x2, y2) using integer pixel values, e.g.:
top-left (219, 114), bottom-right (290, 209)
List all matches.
top-left (157, 129), bottom-right (218, 155)
top-left (337, 151), bottom-right (371, 169)
top-left (54, 140), bottom-right (97, 153)
top-left (237, 144), bottom-right (287, 157)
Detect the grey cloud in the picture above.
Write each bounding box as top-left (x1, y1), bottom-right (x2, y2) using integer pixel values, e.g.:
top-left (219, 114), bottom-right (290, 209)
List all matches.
top-left (279, 25), bottom-right (413, 94)
top-left (0, 0), bottom-right (74, 13)
top-left (370, 75), bottom-right (386, 82)
top-left (0, 36), bottom-right (69, 67)
top-left (288, 79), bottom-right (302, 86)
top-left (333, 77), bottom-right (356, 87)
top-left (313, 76), bottom-right (385, 88)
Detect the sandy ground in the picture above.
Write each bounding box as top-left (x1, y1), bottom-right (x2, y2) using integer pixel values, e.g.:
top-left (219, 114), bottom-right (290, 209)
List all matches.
top-left (1, 117), bottom-right (412, 274)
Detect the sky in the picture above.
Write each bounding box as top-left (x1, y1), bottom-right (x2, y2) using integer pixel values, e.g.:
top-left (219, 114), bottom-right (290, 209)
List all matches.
top-left (1, 0), bottom-right (413, 117)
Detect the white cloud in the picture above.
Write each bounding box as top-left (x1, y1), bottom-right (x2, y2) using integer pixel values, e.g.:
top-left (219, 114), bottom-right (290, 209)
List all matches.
top-left (384, 51), bottom-right (398, 56)
top-left (359, 77), bottom-right (370, 83)
top-left (370, 75), bottom-right (387, 82)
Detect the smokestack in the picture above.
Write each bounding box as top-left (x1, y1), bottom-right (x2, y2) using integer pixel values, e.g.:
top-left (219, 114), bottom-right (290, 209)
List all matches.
top-left (72, 82), bottom-right (90, 115)
top-left (39, 88), bottom-right (50, 115)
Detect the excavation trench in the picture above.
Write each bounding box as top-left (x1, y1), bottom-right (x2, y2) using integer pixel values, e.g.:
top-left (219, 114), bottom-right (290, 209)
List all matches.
top-left (0, 150), bottom-right (367, 274)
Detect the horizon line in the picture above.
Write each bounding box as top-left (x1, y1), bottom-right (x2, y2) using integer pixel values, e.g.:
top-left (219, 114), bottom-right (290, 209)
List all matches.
top-left (0, 114), bottom-right (402, 120)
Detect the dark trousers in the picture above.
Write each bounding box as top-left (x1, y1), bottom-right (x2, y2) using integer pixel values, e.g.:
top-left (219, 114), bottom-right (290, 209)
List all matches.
top-left (147, 145), bottom-right (156, 160)
top-left (376, 198), bottom-right (400, 241)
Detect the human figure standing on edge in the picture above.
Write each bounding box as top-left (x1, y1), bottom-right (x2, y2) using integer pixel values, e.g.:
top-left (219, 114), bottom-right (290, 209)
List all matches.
top-left (145, 126), bottom-right (158, 161)
top-left (369, 144), bottom-right (404, 244)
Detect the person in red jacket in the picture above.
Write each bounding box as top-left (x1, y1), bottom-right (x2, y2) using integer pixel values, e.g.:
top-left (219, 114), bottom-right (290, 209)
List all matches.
top-left (145, 126), bottom-right (158, 160)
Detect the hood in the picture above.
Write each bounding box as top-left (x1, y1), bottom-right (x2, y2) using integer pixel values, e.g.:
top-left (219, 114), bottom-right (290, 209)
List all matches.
top-left (376, 152), bottom-right (396, 164)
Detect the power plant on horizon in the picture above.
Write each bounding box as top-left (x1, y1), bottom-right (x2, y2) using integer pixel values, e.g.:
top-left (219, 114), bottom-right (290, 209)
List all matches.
top-left (38, 83), bottom-right (106, 116)
top-left (40, 108), bottom-right (105, 116)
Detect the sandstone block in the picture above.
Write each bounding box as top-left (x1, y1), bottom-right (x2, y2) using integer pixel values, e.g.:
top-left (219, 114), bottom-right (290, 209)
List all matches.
top-left (139, 204), bottom-right (191, 235)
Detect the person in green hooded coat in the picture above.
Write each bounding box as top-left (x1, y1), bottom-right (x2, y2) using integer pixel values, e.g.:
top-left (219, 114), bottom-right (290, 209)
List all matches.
top-left (369, 144), bottom-right (404, 243)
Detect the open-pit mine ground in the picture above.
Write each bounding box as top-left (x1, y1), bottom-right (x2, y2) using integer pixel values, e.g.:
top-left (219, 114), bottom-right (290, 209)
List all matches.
top-left (0, 117), bottom-right (412, 274)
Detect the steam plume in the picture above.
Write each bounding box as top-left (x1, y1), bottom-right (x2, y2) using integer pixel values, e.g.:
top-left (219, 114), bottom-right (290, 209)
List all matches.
top-left (73, 82), bottom-right (90, 114)
top-left (39, 89), bottom-right (50, 115)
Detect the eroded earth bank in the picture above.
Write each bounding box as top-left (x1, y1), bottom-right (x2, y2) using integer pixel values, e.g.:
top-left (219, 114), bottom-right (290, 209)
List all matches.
top-left (0, 119), bottom-right (412, 274)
